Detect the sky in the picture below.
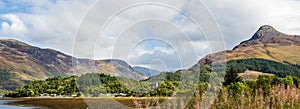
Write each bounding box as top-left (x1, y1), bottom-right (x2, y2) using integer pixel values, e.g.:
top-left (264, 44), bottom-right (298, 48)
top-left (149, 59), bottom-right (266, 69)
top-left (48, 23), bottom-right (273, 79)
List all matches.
top-left (0, 0), bottom-right (300, 71)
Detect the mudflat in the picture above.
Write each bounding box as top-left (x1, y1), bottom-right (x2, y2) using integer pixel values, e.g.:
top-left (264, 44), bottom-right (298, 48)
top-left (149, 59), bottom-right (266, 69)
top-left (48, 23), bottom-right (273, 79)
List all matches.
top-left (0, 97), bottom-right (167, 109)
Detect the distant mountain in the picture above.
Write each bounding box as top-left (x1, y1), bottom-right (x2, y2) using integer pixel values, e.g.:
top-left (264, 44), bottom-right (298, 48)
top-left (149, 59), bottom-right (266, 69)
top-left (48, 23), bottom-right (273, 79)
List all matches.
top-left (196, 25), bottom-right (300, 66)
top-left (0, 39), bottom-right (146, 90)
top-left (133, 66), bottom-right (161, 77)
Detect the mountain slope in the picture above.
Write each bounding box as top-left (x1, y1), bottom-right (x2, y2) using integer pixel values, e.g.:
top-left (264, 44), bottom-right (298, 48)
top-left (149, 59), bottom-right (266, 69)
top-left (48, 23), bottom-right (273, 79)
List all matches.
top-left (146, 25), bottom-right (300, 84)
top-left (197, 25), bottom-right (300, 66)
top-left (0, 39), bottom-right (146, 90)
top-left (226, 58), bottom-right (300, 77)
top-left (133, 66), bottom-right (160, 77)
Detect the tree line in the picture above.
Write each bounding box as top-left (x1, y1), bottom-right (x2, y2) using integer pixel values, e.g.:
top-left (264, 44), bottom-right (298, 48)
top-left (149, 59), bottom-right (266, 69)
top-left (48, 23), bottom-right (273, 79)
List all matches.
top-left (226, 58), bottom-right (300, 77)
top-left (5, 76), bottom-right (79, 97)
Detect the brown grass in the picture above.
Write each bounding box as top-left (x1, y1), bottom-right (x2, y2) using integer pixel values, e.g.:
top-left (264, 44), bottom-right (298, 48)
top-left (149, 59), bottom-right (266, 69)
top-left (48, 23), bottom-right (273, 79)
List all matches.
top-left (211, 84), bottom-right (300, 108)
top-left (239, 70), bottom-right (275, 80)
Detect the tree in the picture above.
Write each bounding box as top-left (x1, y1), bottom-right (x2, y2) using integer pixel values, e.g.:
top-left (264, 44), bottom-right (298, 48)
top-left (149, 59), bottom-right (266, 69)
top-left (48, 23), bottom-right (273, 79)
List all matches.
top-left (223, 68), bottom-right (242, 86)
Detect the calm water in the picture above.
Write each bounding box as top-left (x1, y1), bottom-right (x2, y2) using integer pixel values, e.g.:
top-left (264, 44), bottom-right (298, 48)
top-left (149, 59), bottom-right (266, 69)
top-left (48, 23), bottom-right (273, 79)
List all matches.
top-left (0, 100), bottom-right (35, 109)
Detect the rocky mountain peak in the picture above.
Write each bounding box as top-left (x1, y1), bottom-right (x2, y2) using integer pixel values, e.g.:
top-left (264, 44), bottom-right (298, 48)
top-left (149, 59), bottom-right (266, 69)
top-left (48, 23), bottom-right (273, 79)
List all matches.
top-left (249, 25), bottom-right (282, 40)
top-left (198, 25), bottom-right (300, 66)
top-left (233, 25), bottom-right (300, 50)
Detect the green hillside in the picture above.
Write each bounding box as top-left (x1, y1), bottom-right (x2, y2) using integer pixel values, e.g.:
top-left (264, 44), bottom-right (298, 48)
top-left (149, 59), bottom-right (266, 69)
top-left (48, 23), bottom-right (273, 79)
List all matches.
top-left (226, 58), bottom-right (300, 77)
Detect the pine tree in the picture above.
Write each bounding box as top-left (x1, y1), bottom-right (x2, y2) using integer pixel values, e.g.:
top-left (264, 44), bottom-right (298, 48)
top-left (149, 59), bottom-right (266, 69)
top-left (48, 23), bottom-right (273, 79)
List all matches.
top-left (223, 68), bottom-right (242, 86)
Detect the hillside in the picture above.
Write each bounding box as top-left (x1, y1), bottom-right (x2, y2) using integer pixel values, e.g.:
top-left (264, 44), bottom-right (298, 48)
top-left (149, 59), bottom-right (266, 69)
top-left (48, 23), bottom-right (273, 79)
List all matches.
top-left (197, 25), bottom-right (300, 65)
top-left (0, 39), bottom-right (146, 91)
top-left (133, 66), bottom-right (160, 77)
top-left (226, 58), bottom-right (300, 77)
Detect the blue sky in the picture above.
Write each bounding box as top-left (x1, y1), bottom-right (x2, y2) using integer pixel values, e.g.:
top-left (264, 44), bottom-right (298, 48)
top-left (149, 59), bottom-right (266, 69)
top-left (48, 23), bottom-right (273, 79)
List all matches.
top-left (1, 0), bottom-right (300, 71)
top-left (0, 0), bottom-right (31, 14)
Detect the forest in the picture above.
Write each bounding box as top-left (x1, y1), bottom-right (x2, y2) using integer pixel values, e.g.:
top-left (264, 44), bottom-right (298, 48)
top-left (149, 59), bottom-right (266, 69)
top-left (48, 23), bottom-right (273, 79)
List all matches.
top-left (4, 58), bottom-right (300, 108)
top-left (226, 58), bottom-right (300, 77)
top-left (4, 76), bottom-right (79, 97)
top-left (4, 73), bottom-right (178, 97)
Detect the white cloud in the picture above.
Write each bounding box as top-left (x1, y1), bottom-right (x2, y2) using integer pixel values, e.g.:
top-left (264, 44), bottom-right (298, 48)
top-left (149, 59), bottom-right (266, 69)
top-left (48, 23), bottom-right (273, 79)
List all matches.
top-left (202, 0), bottom-right (300, 49)
top-left (1, 0), bottom-right (300, 71)
top-left (0, 14), bottom-right (27, 37)
top-left (125, 40), bottom-right (210, 71)
top-left (130, 47), bottom-right (176, 58)
top-left (14, 0), bottom-right (96, 53)
top-left (93, 17), bottom-right (208, 70)
top-left (128, 46), bottom-right (181, 71)
top-left (7, 0), bottom-right (197, 70)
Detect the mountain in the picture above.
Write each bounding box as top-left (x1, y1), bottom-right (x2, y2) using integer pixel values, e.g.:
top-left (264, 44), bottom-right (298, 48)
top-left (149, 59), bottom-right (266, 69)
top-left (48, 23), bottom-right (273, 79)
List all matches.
top-left (197, 25), bottom-right (300, 66)
top-left (145, 25), bottom-right (300, 82)
top-left (0, 39), bottom-right (146, 90)
top-left (133, 66), bottom-right (161, 77)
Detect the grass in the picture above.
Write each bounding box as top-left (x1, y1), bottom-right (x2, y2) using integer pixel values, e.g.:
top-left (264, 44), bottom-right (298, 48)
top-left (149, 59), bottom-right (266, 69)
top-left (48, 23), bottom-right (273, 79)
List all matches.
top-left (239, 70), bottom-right (275, 81)
top-left (207, 45), bottom-right (300, 65)
top-left (211, 84), bottom-right (300, 108)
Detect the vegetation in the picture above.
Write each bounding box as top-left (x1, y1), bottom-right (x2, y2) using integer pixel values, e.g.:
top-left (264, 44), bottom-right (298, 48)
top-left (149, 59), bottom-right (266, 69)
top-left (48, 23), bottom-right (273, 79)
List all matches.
top-left (130, 75), bottom-right (300, 108)
top-left (5, 74), bottom-right (300, 109)
top-left (223, 68), bottom-right (242, 86)
top-left (77, 73), bottom-right (178, 97)
top-left (0, 69), bottom-right (34, 93)
top-left (226, 58), bottom-right (300, 77)
top-left (4, 73), bottom-right (178, 97)
top-left (5, 76), bottom-right (79, 97)
top-left (4, 58), bottom-right (300, 108)
top-left (209, 75), bottom-right (300, 108)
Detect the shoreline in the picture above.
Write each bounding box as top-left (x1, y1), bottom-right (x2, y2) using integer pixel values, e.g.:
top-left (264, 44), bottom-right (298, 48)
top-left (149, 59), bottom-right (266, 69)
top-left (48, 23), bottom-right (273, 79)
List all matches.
top-left (0, 96), bottom-right (169, 100)
top-left (0, 97), bottom-right (170, 109)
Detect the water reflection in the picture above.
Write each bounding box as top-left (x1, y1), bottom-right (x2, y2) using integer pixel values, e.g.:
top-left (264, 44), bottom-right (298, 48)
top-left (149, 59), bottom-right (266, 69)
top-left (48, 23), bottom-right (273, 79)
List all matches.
top-left (0, 100), bottom-right (35, 109)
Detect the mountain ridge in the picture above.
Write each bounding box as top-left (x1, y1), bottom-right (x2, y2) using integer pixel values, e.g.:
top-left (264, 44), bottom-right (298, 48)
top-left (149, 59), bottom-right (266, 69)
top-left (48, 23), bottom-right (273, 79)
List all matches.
top-left (196, 25), bottom-right (300, 66)
top-left (0, 39), bottom-right (146, 90)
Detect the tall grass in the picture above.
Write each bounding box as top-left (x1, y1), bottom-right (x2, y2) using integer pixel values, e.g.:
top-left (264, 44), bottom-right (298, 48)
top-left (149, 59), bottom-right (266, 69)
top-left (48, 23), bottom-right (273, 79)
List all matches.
top-left (211, 83), bottom-right (300, 108)
top-left (132, 76), bottom-right (300, 109)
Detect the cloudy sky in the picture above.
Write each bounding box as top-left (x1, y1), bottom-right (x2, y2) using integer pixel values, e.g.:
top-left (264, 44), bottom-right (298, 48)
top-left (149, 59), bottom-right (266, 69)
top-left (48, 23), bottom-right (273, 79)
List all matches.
top-left (0, 0), bottom-right (300, 71)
